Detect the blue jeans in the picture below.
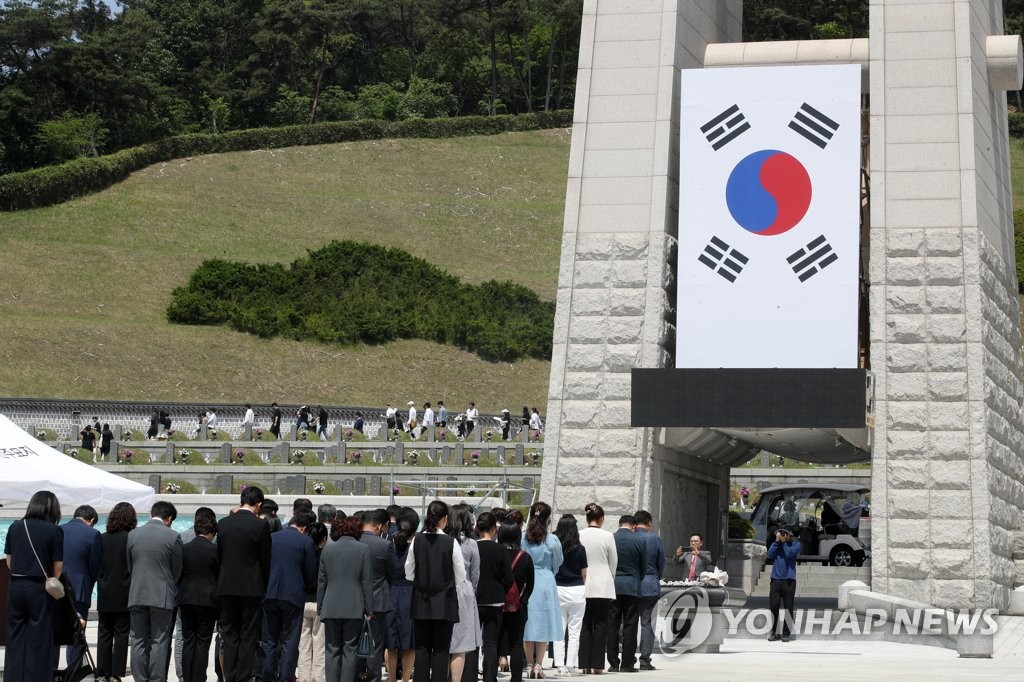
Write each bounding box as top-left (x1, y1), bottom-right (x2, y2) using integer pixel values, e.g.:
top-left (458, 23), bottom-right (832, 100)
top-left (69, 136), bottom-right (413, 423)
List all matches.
top-left (261, 599), bottom-right (303, 682)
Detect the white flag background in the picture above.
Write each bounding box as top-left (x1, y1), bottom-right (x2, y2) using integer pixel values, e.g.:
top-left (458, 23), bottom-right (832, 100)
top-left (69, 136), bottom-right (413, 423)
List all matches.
top-left (677, 64), bottom-right (861, 368)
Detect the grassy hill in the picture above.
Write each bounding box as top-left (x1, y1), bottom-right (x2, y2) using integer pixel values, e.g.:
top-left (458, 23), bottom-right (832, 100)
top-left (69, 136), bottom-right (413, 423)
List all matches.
top-left (0, 130), bottom-right (571, 411)
top-left (3, 130), bottom-right (1022, 412)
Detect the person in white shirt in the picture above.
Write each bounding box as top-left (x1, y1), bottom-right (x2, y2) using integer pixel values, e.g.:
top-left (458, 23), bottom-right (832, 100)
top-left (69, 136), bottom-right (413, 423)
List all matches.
top-left (529, 407), bottom-right (543, 441)
top-left (242, 403), bottom-right (255, 429)
top-left (465, 402), bottom-right (479, 440)
top-left (421, 403), bottom-right (435, 439)
top-left (406, 401), bottom-right (418, 435)
top-left (206, 409), bottom-right (218, 431)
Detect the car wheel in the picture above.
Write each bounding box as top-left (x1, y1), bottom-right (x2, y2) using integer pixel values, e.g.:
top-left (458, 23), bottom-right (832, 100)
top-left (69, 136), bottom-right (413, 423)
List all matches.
top-left (829, 545), bottom-right (854, 567)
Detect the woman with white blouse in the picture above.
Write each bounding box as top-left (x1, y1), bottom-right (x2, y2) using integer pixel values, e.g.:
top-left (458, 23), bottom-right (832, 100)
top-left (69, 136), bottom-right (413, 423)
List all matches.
top-left (576, 503), bottom-right (617, 675)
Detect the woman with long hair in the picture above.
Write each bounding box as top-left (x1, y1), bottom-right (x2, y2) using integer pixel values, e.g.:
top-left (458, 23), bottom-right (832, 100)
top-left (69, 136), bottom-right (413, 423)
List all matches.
top-left (552, 515), bottom-right (588, 676)
top-left (386, 508), bottom-right (420, 682)
top-left (475, 512), bottom-right (514, 682)
top-left (3, 490), bottom-right (63, 681)
top-left (496, 522), bottom-right (534, 682)
top-left (405, 500), bottom-right (465, 682)
top-left (318, 517), bottom-right (373, 682)
top-left (96, 501), bottom-right (138, 682)
top-left (522, 502), bottom-right (563, 679)
top-left (445, 505), bottom-right (482, 682)
top-left (577, 504), bottom-right (617, 674)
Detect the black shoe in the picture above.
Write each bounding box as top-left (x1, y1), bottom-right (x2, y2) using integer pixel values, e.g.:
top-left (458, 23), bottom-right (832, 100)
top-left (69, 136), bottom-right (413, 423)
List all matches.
top-left (768, 633), bottom-right (779, 642)
top-left (620, 667), bottom-right (639, 673)
top-left (639, 664), bottom-right (656, 671)
top-left (781, 634), bottom-right (790, 642)
top-left (607, 666), bottom-right (619, 673)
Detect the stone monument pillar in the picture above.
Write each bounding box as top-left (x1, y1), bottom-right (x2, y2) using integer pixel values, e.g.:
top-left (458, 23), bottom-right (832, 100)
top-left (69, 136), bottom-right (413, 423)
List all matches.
top-left (540, 1), bottom-right (745, 549)
top-left (868, 0), bottom-right (1024, 610)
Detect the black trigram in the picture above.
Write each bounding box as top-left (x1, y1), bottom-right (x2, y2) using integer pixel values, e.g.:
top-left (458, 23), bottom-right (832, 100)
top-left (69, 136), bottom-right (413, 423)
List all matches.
top-left (787, 235), bottom-right (838, 281)
top-left (700, 104), bottom-right (750, 151)
top-left (788, 103), bottom-right (839, 149)
top-left (698, 236), bottom-right (749, 282)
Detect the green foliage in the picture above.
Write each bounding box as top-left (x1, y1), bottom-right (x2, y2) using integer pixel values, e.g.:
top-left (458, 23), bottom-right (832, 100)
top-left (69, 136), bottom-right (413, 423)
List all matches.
top-left (35, 112), bottom-right (109, 164)
top-left (728, 510), bottom-right (755, 540)
top-left (0, 110), bottom-right (571, 211)
top-left (401, 77), bottom-right (459, 119)
top-left (1009, 112), bottom-right (1024, 139)
top-left (167, 241), bottom-right (555, 362)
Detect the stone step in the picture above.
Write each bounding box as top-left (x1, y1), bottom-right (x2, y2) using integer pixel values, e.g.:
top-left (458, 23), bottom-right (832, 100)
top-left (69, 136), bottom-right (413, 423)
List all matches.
top-left (1014, 559), bottom-right (1024, 588)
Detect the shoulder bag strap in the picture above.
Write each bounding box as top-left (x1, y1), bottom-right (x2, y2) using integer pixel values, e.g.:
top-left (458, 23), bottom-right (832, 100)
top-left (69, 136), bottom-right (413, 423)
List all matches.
top-left (22, 519), bottom-right (52, 579)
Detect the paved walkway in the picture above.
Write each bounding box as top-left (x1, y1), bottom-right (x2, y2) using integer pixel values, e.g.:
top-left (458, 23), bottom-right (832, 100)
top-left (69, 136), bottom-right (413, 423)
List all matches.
top-left (5, 616), bottom-right (1023, 681)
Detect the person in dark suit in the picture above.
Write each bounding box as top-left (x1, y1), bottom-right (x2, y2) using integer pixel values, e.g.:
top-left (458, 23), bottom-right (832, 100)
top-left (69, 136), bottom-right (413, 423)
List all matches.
top-left (97, 502), bottom-right (138, 682)
top-left (179, 512), bottom-right (220, 682)
top-left (475, 512), bottom-right (514, 682)
top-left (60, 503), bottom-right (103, 670)
top-left (632, 510), bottom-right (664, 671)
top-left (606, 515), bottom-right (646, 673)
top-left (262, 508), bottom-right (317, 682)
top-left (405, 500), bottom-right (466, 682)
top-left (217, 486), bottom-right (272, 682)
top-left (127, 500), bottom-right (184, 682)
top-left (359, 508), bottom-right (396, 682)
top-left (3, 490), bottom-right (63, 682)
top-left (318, 516), bottom-right (373, 682)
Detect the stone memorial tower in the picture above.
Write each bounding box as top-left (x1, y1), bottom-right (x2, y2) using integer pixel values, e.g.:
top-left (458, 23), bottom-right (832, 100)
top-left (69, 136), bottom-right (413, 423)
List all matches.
top-left (541, 0), bottom-right (1024, 617)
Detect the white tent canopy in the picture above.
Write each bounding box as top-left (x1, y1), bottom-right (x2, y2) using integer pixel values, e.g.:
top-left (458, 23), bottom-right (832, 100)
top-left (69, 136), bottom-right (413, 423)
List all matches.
top-left (0, 414), bottom-right (155, 510)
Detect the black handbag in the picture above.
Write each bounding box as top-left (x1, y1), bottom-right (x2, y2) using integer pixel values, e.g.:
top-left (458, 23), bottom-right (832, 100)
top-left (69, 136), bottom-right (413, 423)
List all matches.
top-left (358, 616), bottom-right (374, 658)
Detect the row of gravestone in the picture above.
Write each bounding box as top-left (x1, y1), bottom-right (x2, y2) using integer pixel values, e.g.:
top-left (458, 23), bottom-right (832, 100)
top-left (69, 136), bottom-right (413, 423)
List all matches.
top-left (64, 440), bottom-right (541, 467)
top-left (148, 474), bottom-right (537, 497)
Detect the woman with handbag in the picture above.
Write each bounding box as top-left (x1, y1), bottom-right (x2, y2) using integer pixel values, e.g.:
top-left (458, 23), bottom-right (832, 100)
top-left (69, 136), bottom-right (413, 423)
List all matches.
top-left (496, 523), bottom-right (534, 682)
top-left (3, 489), bottom-right (64, 682)
top-left (385, 508), bottom-right (419, 682)
top-left (96, 502), bottom-right (137, 682)
top-left (317, 516), bottom-right (373, 682)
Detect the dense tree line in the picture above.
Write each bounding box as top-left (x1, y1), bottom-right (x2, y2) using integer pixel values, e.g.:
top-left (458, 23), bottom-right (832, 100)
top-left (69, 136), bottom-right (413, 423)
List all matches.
top-left (0, 0), bottom-right (583, 172)
top-left (167, 241), bottom-right (556, 362)
top-left (4, 1), bottom-right (1024, 174)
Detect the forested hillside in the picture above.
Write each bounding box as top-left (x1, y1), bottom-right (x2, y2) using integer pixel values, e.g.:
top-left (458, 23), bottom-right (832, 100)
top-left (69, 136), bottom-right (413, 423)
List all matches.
top-left (2, 1), bottom-right (1023, 174)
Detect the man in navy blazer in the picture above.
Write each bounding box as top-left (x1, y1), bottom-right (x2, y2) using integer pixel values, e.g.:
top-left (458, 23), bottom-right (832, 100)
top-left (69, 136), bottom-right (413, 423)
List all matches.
top-left (261, 508), bottom-right (317, 682)
top-left (60, 504), bottom-right (103, 669)
top-left (607, 515), bottom-right (647, 673)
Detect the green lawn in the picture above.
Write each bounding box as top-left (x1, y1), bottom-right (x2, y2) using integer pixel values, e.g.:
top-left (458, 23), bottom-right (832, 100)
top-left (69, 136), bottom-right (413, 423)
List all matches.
top-left (0, 130), bottom-right (571, 410)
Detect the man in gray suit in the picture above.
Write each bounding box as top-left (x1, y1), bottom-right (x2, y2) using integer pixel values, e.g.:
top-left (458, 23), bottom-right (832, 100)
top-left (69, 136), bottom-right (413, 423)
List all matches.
top-left (127, 500), bottom-right (183, 682)
top-left (674, 532), bottom-right (714, 579)
top-left (359, 509), bottom-right (396, 682)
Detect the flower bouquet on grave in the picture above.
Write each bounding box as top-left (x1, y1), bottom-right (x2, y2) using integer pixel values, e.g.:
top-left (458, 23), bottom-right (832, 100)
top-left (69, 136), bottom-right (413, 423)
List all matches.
top-left (165, 482), bottom-right (180, 494)
top-left (437, 429), bottom-right (448, 442)
top-left (391, 486), bottom-right (401, 496)
top-left (529, 452), bottom-right (541, 466)
top-left (234, 448), bottom-right (246, 464)
top-left (485, 430), bottom-right (494, 442)
top-left (529, 429), bottom-right (541, 442)
top-left (37, 431), bottom-right (47, 440)
top-left (292, 450), bottom-right (306, 464)
top-left (405, 451), bottom-right (418, 466)
top-left (470, 451), bottom-right (481, 466)
top-left (254, 428), bottom-right (264, 441)
top-left (311, 480), bottom-right (326, 494)
top-left (177, 449), bottom-right (192, 464)
top-left (122, 428), bottom-right (134, 440)
top-left (122, 448), bottom-right (134, 463)
top-left (351, 451), bottom-right (362, 464)
top-left (345, 429), bottom-right (354, 441)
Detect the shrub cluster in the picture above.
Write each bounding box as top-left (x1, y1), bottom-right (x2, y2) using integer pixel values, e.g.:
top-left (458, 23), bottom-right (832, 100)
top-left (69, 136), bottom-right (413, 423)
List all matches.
top-left (0, 111), bottom-right (572, 211)
top-left (167, 241), bottom-right (555, 363)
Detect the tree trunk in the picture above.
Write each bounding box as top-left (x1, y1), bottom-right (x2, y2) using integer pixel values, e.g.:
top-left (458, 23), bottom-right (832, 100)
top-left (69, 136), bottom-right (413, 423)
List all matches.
top-left (544, 21), bottom-right (557, 111)
top-left (310, 36), bottom-right (329, 123)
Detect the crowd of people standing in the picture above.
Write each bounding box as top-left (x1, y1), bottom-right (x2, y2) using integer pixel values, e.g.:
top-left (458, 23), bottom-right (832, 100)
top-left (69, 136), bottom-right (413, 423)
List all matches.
top-left (4, 490), bottom-right (708, 682)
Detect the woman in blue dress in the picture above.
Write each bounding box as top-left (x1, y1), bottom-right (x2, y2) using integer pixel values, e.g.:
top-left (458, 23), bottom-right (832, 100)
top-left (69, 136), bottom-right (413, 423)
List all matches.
top-left (522, 501), bottom-right (563, 679)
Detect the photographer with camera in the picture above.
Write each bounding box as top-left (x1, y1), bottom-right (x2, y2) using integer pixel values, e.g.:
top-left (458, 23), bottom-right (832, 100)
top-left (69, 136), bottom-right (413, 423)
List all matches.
top-left (767, 526), bottom-right (800, 642)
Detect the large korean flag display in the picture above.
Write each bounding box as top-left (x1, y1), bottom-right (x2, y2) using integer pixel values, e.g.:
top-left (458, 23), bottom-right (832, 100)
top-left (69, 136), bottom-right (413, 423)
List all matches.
top-left (677, 64), bottom-right (861, 369)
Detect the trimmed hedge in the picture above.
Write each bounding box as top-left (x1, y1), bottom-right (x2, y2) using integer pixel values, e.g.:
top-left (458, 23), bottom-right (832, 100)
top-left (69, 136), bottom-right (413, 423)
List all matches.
top-left (1010, 112), bottom-right (1024, 139)
top-left (167, 240), bottom-right (555, 362)
top-left (0, 111), bottom-right (573, 211)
